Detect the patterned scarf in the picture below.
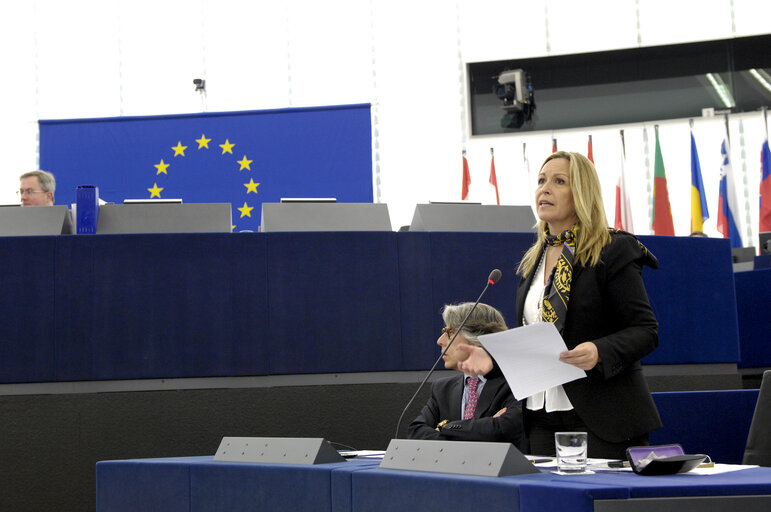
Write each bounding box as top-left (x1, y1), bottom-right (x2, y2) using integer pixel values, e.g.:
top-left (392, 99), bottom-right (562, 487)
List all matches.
top-left (541, 225), bottom-right (577, 333)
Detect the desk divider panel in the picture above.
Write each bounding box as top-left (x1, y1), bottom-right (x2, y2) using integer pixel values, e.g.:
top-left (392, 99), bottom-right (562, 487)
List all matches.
top-left (96, 203), bottom-right (232, 234)
top-left (380, 439), bottom-right (539, 477)
top-left (409, 204), bottom-right (536, 232)
top-left (0, 205), bottom-right (73, 236)
top-left (261, 203), bottom-right (392, 231)
top-left (214, 437), bottom-right (345, 464)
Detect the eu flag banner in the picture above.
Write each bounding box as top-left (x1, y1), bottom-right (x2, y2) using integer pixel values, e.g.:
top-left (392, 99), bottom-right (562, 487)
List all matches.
top-left (39, 104), bottom-right (373, 231)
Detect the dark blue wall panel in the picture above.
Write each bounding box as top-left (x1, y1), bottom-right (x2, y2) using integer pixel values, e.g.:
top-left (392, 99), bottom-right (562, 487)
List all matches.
top-left (639, 235), bottom-right (740, 364)
top-left (0, 237), bottom-right (57, 382)
top-left (735, 268), bottom-right (771, 368)
top-left (0, 232), bottom-right (754, 384)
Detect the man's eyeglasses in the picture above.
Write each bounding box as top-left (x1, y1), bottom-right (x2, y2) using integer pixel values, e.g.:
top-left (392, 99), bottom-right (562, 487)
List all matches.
top-left (441, 327), bottom-right (457, 337)
top-left (17, 189), bottom-right (45, 196)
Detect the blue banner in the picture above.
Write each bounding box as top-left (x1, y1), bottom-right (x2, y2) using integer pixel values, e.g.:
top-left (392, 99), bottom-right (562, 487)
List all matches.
top-left (39, 104), bottom-right (373, 231)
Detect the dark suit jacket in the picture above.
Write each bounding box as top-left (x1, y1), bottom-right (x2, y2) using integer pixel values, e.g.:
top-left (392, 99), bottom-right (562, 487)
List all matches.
top-left (407, 365), bottom-right (528, 453)
top-left (516, 230), bottom-right (662, 442)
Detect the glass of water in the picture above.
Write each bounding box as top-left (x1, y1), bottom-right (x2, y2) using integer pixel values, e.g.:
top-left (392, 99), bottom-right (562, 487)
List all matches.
top-left (555, 432), bottom-right (588, 473)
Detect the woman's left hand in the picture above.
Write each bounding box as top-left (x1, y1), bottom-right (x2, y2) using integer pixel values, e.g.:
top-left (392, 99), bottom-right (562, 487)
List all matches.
top-left (559, 342), bottom-right (600, 370)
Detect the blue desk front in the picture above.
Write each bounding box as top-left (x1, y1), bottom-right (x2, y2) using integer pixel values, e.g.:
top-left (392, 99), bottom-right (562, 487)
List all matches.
top-left (735, 268), bottom-right (771, 368)
top-left (1, 232), bottom-right (741, 383)
top-left (96, 456), bottom-right (771, 512)
top-left (96, 456), bottom-right (381, 512)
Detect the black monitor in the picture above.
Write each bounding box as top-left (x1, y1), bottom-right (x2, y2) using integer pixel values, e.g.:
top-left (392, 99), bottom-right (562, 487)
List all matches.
top-left (760, 232), bottom-right (771, 255)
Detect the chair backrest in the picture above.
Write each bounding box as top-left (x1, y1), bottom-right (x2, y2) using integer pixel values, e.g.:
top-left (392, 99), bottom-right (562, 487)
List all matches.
top-left (743, 370), bottom-right (771, 466)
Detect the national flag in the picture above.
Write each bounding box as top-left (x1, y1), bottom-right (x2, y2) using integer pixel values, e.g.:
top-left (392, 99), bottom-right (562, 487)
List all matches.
top-left (760, 137), bottom-right (771, 232)
top-left (489, 148), bottom-right (500, 205)
top-left (587, 135), bottom-right (594, 163)
top-left (652, 127), bottom-right (675, 236)
top-left (38, 105), bottom-right (373, 232)
top-left (717, 138), bottom-right (744, 248)
top-left (461, 151), bottom-right (471, 200)
top-left (690, 131), bottom-right (710, 232)
top-left (614, 130), bottom-right (634, 232)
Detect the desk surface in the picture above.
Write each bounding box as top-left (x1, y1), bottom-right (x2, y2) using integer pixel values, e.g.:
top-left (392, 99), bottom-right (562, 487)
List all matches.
top-left (96, 456), bottom-right (771, 512)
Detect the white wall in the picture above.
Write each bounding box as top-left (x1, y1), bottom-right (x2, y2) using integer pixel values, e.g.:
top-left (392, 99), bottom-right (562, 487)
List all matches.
top-left (1, 0), bottom-right (769, 245)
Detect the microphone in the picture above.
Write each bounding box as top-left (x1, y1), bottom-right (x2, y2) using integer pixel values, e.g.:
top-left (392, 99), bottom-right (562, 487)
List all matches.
top-left (394, 269), bottom-right (502, 438)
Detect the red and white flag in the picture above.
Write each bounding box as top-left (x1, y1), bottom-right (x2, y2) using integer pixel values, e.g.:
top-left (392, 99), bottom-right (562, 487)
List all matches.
top-left (489, 148), bottom-right (500, 205)
top-left (614, 130), bottom-right (634, 232)
top-left (461, 151), bottom-right (471, 200)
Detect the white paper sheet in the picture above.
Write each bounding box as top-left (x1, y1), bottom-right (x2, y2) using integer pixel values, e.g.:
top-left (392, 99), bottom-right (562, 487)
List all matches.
top-left (478, 323), bottom-right (586, 400)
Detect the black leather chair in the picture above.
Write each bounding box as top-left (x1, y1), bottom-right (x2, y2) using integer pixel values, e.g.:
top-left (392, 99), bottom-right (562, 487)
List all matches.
top-left (744, 370), bottom-right (771, 466)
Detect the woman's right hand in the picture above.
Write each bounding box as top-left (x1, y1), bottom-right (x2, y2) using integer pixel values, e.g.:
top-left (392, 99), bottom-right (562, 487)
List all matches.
top-left (456, 344), bottom-right (494, 376)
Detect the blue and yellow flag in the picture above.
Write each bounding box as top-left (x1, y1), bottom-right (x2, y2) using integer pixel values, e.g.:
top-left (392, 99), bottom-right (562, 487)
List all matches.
top-left (39, 104), bottom-right (373, 231)
top-left (690, 131), bottom-right (709, 232)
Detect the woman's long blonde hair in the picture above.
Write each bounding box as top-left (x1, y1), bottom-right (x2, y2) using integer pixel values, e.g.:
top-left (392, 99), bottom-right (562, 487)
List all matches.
top-left (517, 151), bottom-right (611, 276)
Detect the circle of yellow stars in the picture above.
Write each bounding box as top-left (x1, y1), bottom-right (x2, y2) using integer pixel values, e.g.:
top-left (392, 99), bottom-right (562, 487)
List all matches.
top-left (147, 134), bottom-right (260, 227)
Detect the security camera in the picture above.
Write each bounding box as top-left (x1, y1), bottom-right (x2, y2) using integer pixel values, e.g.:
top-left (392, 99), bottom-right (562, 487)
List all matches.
top-left (193, 78), bottom-right (206, 92)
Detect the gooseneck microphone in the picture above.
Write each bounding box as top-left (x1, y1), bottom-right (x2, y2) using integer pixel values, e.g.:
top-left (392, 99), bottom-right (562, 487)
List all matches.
top-left (394, 269), bottom-right (502, 438)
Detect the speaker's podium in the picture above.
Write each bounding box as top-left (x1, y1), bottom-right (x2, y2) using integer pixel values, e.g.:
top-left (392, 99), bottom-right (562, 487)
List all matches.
top-left (261, 202), bottom-right (392, 232)
top-left (409, 203), bottom-right (536, 232)
top-left (96, 202), bottom-right (232, 234)
top-left (0, 205), bottom-right (74, 236)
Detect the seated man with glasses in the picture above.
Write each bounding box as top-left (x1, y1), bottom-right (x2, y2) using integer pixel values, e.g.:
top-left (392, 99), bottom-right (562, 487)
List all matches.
top-left (19, 170), bottom-right (56, 206)
top-left (407, 302), bottom-right (528, 452)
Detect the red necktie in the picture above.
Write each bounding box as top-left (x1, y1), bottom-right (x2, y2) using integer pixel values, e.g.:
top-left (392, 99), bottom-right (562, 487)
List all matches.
top-left (464, 377), bottom-right (480, 420)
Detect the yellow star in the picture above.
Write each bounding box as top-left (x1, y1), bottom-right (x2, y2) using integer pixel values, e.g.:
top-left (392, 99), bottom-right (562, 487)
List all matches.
top-left (244, 179), bottom-right (260, 194)
top-left (171, 141), bottom-right (187, 157)
top-left (154, 159), bottom-right (170, 175)
top-left (237, 201), bottom-right (254, 218)
top-left (148, 183), bottom-right (163, 198)
top-left (238, 155), bottom-right (253, 170)
top-left (196, 134), bottom-right (211, 149)
top-left (219, 139), bottom-right (235, 154)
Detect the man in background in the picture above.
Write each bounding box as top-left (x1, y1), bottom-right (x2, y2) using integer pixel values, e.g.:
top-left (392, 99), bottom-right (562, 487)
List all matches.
top-left (19, 170), bottom-right (55, 206)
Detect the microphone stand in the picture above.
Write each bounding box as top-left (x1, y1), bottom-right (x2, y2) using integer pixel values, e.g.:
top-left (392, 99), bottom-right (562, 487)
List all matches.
top-left (393, 269), bottom-right (501, 438)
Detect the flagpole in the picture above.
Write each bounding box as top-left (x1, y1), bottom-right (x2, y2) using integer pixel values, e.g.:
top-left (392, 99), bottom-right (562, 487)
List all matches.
top-left (763, 106), bottom-right (768, 140)
top-left (724, 114), bottom-right (730, 144)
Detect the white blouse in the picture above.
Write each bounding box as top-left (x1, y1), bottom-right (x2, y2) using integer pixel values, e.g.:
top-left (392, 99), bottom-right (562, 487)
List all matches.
top-left (523, 251), bottom-right (574, 412)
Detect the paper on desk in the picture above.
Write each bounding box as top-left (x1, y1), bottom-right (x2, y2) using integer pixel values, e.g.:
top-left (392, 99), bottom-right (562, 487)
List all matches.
top-left (478, 323), bottom-right (586, 400)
